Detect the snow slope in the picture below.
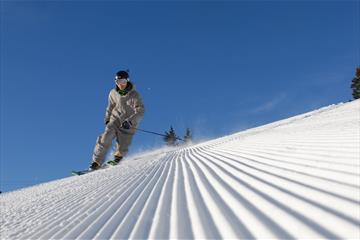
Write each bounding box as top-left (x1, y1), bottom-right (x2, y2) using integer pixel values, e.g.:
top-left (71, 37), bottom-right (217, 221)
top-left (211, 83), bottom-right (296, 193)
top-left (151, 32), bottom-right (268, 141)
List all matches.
top-left (1, 100), bottom-right (359, 239)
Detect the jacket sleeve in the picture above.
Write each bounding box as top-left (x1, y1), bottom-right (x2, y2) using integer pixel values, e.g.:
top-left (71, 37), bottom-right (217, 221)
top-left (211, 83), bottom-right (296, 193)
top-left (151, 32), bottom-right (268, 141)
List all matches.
top-left (104, 90), bottom-right (116, 124)
top-left (126, 92), bottom-right (145, 125)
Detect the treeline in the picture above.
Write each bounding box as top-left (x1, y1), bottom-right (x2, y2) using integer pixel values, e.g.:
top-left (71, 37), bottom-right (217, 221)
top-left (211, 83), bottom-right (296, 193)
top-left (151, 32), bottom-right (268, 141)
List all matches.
top-left (351, 67), bottom-right (360, 100)
top-left (163, 126), bottom-right (192, 146)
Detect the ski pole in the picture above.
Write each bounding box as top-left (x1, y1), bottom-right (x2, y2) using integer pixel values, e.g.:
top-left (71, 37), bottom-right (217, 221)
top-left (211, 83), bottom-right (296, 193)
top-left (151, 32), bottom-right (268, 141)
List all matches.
top-left (131, 126), bottom-right (185, 142)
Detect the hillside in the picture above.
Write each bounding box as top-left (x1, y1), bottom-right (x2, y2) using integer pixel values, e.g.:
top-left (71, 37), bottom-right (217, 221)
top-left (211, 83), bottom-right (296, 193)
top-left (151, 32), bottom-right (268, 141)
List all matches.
top-left (1, 100), bottom-right (359, 239)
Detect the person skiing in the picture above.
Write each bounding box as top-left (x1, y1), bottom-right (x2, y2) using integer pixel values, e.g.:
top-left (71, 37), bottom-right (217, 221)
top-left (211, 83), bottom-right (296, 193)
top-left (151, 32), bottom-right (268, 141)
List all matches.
top-left (89, 70), bottom-right (145, 170)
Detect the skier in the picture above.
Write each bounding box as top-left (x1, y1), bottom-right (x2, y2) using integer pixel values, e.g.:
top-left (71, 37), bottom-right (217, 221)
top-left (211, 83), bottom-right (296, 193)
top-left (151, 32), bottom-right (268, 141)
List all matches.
top-left (89, 70), bottom-right (145, 171)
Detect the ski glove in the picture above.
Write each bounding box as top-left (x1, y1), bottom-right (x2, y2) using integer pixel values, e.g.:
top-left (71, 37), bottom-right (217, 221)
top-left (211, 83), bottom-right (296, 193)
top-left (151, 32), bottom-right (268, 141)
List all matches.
top-left (122, 120), bottom-right (132, 130)
top-left (105, 120), bottom-right (110, 125)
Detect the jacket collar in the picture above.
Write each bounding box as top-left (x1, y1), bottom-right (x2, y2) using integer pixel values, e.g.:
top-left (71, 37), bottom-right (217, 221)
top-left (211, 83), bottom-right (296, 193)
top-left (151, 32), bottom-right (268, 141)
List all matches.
top-left (116, 81), bottom-right (133, 96)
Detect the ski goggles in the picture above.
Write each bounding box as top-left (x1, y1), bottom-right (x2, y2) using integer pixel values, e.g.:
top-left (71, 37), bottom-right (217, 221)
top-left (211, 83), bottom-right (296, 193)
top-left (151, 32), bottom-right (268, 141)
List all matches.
top-left (115, 77), bottom-right (129, 85)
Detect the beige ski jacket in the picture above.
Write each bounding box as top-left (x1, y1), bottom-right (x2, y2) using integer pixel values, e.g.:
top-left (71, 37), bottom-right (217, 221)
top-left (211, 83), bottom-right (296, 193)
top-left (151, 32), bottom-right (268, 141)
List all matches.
top-left (104, 83), bottom-right (145, 130)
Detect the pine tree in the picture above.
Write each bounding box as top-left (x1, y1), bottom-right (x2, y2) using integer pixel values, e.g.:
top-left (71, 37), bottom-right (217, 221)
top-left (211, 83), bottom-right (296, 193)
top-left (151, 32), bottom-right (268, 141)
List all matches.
top-left (184, 128), bottom-right (193, 143)
top-left (351, 67), bottom-right (360, 100)
top-left (164, 126), bottom-right (177, 146)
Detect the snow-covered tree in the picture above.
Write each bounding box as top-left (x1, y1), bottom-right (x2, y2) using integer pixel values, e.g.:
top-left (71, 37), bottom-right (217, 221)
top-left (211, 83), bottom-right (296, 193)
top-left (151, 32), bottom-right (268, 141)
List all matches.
top-left (164, 126), bottom-right (177, 146)
top-left (184, 128), bottom-right (193, 143)
top-left (351, 67), bottom-right (360, 100)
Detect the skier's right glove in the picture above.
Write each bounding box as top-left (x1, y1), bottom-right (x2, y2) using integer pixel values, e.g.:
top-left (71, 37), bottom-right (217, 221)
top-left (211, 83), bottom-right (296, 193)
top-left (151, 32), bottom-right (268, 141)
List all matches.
top-left (122, 120), bottom-right (132, 130)
top-left (105, 120), bottom-right (110, 125)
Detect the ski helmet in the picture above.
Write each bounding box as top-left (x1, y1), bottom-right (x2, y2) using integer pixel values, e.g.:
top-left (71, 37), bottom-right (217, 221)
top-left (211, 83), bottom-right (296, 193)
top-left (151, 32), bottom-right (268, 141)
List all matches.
top-left (116, 70), bottom-right (129, 79)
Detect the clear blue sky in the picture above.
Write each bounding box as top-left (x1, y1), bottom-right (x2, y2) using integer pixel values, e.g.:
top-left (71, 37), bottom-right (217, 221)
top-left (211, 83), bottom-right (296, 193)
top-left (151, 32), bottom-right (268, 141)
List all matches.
top-left (1, 1), bottom-right (359, 193)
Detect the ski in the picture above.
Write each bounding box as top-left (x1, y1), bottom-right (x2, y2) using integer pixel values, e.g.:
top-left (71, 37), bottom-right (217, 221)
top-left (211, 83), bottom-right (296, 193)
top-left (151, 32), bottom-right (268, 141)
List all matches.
top-left (106, 160), bottom-right (120, 166)
top-left (71, 169), bottom-right (92, 176)
top-left (72, 160), bottom-right (120, 176)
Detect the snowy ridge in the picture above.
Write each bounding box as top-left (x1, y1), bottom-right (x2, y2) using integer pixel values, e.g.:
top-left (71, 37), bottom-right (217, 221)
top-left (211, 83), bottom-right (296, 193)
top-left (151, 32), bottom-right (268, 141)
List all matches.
top-left (1, 100), bottom-right (359, 239)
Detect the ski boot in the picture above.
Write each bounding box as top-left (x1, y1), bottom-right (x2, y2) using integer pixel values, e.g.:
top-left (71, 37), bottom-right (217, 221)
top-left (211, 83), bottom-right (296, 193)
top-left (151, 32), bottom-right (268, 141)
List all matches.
top-left (89, 161), bottom-right (101, 171)
top-left (107, 156), bottom-right (123, 166)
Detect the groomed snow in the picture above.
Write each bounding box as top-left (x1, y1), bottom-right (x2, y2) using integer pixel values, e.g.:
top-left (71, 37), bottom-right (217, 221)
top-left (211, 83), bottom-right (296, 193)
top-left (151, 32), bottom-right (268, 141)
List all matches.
top-left (1, 100), bottom-right (359, 239)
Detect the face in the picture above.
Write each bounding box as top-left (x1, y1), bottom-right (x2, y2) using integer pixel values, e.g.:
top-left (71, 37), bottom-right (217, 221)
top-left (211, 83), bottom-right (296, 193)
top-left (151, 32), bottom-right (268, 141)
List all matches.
top-left (115, 78), bottom-right (128, 90)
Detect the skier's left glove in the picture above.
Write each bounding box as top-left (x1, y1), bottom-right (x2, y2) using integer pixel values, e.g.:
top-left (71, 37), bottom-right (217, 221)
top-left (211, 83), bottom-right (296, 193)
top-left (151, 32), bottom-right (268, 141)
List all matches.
top-left (122, 120), bottom-right (132, 130)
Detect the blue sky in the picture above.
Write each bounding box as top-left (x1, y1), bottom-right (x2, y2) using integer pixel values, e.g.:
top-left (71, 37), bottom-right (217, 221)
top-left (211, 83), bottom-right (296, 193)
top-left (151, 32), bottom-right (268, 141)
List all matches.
top-left (1, 1), bottom-right (359, 192)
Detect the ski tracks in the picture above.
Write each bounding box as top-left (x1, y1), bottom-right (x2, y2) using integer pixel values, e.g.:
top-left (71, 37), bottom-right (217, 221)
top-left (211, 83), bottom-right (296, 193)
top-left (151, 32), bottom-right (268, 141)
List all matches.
top-left (1, 100), bottom-right (359, 239)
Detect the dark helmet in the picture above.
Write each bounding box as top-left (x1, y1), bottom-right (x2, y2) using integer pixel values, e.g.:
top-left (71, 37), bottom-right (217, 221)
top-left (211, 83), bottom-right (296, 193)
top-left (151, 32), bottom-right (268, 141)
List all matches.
top-left (116, 70), bottom-right (129, 79)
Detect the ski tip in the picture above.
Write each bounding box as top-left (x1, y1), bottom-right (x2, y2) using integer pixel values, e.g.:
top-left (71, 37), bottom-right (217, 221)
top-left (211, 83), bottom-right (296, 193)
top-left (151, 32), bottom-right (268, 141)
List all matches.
top-left (71, 171), bottom-right (81, 176)
top-left (71, 170), bottom-right (88, 176)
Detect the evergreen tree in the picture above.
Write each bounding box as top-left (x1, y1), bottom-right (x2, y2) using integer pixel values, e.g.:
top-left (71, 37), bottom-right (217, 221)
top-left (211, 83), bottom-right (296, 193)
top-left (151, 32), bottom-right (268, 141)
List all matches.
top-left (351, 67), bottom-right (360, 100)
top-left (184, 128), bottom-right (193, 143)
top-left (164, 126), bottom-right (177, 146)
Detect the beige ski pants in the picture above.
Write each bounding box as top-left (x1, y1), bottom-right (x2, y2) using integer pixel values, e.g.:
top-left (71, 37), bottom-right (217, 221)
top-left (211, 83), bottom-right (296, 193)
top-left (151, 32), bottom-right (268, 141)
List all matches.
top-left (92, 124), bottom-right (135, 165)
